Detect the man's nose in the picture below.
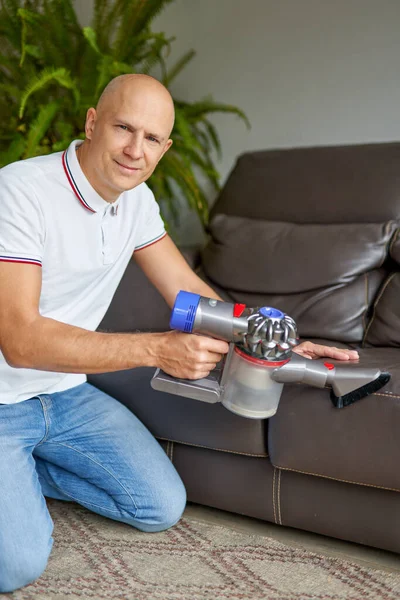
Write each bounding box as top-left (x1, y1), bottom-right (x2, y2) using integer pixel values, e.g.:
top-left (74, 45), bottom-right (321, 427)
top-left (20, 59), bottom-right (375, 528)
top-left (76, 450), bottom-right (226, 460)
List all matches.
top-left (124, 134), bottom-right (144, 160)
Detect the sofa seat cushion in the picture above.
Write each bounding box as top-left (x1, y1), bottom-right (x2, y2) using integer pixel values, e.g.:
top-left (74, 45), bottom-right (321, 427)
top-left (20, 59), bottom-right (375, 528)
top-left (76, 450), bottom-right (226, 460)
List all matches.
top-left (88, 367), bottom-right (268, 457)
top-left (268, 346), bottom-right (400, 490)
top-left (202, 214), bottom-right (397, 343)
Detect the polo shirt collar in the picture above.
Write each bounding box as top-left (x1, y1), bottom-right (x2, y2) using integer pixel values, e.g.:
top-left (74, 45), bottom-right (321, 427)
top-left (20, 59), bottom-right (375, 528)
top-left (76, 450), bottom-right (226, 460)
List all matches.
top-left (62, 140), bottom-right (122, 214)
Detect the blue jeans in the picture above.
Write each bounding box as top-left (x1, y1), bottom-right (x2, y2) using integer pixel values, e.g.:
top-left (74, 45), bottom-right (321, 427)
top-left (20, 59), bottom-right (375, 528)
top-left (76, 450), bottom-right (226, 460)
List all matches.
top-left (0, 383), bottom-right (186, 593)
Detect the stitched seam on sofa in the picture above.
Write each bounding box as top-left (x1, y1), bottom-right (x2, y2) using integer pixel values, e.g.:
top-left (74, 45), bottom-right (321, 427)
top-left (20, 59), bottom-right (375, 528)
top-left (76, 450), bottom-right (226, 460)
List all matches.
top-left (361, 272), bottom-right (396, 347)
top-left (156, 436), bottom-right (269, 458)
top-left (374, 392), bottom-right (400, 398)
top-left (277, 469), bottom-right (283, 525)
top-left (272, 468), bottom-right (278, 524)
top-left (272, 464), bottom-right (400, 493)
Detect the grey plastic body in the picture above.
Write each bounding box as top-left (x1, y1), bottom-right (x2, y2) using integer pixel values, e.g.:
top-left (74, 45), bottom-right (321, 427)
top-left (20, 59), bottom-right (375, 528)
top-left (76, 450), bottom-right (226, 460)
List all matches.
top-left (220, 349), bottom-right (284, 418)
top-left (151, 344), bottom-right (285, 419)
top-left (192, 297), bottom-right (249, 342)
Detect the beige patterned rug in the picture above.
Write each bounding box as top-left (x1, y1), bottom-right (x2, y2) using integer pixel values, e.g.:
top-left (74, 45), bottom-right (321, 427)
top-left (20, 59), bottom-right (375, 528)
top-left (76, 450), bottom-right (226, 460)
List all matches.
top-left (3, 499), bottom-right (400, 600)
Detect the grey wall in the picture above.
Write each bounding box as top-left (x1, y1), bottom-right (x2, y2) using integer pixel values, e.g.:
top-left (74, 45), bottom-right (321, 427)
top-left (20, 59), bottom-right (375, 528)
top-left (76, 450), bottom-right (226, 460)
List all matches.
top-left (74, 0), bottom-right (400, 241)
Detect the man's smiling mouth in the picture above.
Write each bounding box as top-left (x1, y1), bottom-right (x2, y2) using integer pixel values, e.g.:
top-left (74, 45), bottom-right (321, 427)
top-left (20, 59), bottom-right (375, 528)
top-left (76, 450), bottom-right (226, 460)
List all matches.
top-left (115, 160), bottom-right (141, 171)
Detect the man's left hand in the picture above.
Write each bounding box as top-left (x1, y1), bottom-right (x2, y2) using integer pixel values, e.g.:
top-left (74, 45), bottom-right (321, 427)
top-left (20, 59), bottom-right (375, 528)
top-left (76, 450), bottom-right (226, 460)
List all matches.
top-left (293, 341), bottom-right (359, 361)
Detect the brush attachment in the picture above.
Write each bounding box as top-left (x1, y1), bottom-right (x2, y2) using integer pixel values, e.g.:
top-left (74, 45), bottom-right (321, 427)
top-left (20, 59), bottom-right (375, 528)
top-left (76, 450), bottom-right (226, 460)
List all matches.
top-left (331, 372), bottom-right (391, 408)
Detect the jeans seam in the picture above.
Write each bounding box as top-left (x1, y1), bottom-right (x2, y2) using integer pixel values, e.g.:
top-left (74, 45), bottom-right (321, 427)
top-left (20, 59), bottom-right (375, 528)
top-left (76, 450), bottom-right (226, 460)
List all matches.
top-left (43, 441), bottom-right (139, 517)
top-left (43, 479), bottom-right (123, 515)
top-left (36, 395), bottom-right (51, 446)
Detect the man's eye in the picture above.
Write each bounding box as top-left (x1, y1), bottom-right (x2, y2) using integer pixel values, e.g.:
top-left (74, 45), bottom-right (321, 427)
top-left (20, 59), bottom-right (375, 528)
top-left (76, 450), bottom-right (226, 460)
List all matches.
top-left (118, 125), bottom-right (128, 131)
top-left (148, 136), bottom-right (159, 143)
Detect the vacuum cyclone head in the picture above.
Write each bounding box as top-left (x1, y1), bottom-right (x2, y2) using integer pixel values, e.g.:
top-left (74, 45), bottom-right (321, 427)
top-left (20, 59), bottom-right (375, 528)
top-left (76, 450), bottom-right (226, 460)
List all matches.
top-left (240, 306), bottom-right (298, 361)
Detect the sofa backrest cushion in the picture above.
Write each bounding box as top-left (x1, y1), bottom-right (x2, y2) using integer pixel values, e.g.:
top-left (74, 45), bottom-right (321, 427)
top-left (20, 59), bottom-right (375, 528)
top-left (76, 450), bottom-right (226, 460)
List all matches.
top-left (202, 214), bottom-right (396, 342)
top-left (211, 142), bottom-right (400, 223)
top-left (204, 142), bottom-right (400, 344)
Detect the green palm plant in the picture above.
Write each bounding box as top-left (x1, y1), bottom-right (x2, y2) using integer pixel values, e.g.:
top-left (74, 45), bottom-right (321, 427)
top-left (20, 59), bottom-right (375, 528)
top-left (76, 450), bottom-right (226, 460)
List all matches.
top-left (0, 0), bottom-right (249, 234)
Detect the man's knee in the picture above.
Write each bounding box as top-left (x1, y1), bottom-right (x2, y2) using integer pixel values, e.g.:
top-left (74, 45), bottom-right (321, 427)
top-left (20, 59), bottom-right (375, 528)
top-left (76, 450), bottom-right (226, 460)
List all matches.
top-left (0, 539), bottom-right (52, 593)
top-left (133, 478), bottom-right (187, 533)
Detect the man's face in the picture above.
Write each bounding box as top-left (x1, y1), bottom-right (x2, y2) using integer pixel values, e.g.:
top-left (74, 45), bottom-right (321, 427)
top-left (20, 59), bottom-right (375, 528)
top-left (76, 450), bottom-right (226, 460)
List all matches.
top-left (84, 86), bottom-right (173, 201)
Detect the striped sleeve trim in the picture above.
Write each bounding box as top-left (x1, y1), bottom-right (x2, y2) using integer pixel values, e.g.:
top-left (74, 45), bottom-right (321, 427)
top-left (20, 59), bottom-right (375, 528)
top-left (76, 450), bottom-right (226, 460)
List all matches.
top-left (134, 231), bottom-right (167, 252)
top-left (0, 255), bottom-right (42, 267)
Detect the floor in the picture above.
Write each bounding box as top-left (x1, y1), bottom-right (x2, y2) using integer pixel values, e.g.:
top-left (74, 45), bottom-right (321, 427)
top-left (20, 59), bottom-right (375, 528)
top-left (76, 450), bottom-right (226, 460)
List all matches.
top-left (184, 502), bottom-right (400, 574)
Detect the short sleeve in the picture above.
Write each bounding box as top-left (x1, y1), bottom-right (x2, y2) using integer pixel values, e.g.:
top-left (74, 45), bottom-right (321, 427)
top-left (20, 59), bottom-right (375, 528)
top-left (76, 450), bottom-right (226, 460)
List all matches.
top-left (0, 169), bottom-right (45, 266)
top-left (134, 184), bottom-right (166, 251)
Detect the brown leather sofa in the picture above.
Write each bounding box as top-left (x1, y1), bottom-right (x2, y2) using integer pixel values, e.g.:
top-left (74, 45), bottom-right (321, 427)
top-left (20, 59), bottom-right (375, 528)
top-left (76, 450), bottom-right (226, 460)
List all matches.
top-left (89, 141), bottom-right (400, 553)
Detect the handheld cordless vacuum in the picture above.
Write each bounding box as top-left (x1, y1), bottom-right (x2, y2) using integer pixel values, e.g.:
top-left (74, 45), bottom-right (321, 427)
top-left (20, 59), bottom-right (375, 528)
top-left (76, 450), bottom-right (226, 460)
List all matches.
top-left (151, 291), bottom-right (391, 419)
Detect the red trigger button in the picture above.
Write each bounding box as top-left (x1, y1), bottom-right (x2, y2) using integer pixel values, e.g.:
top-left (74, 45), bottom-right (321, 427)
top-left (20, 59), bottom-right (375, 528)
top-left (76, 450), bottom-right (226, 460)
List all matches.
top-left (324, 362), bottom-right (335, 370)
top-left (233, 303), bottom-right (246, 318)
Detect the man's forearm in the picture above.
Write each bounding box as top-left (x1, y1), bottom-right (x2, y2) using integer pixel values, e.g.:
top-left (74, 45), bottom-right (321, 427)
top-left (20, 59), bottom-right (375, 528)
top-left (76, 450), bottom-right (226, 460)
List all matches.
top-left (7, 315), bottom-right (164, 373)
top-left (164, 274), bottom-right (223, 308)
top-left (181, 281), bottom-right (223, 305)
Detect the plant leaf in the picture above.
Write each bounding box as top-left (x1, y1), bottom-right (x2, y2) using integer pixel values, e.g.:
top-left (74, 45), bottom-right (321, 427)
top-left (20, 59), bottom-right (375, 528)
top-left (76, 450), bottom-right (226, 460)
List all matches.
top-left (24, 101), bottom-right (60, 158)
top-left (161, 151), bottom-right (209, 224)
top-left (180, 97), bottom-right (251, 129)
top-left (163, 49), bottom-right (195, 87)
top-left (83, 26), bottom-right (101, 55)
top-left (17, 7), bottom-right (44, 67)
top-left (19, 67), bottom-right (79, 119)
top-left (24, 44), bottom-right (43, 59)
top-left (113, 0), bottom-right (174, 61)
top-left (0, 133), bottom-right (26, 167)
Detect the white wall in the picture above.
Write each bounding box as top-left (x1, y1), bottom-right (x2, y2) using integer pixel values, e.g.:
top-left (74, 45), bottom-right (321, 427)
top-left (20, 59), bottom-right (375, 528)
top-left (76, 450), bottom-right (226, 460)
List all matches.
top-left (74, 0), bottom-right (400, 240)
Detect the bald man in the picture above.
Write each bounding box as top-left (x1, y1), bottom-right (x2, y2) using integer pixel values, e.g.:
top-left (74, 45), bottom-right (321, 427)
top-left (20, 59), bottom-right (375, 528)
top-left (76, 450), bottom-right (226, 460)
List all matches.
top-left (0, 74), bottom-right (358, 591)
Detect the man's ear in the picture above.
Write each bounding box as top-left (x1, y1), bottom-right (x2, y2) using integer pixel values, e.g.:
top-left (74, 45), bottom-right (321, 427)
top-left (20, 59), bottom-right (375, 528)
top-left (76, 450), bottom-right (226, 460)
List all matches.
top-left (159, 139), bottom-right (173, 162)
top-left (85, 108), bottom-right (97, 140)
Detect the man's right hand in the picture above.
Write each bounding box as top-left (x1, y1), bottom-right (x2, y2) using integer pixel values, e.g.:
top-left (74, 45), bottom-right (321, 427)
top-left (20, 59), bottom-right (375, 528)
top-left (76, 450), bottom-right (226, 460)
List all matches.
top-left (153, 330), bottom-right (229, 380)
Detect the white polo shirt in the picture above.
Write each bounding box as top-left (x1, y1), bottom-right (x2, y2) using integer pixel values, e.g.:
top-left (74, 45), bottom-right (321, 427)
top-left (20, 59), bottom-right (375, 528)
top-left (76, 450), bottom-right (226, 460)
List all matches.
top-left (0, 140), bottom-right (166, 404)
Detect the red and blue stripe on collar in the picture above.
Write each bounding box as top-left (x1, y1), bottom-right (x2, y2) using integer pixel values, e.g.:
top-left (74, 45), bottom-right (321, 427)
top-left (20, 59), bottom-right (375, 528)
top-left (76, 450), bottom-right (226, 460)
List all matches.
top-left (62, 149), bottom-right (96, 213)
